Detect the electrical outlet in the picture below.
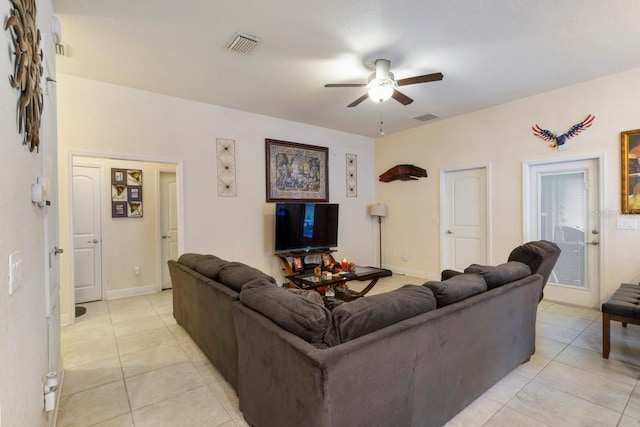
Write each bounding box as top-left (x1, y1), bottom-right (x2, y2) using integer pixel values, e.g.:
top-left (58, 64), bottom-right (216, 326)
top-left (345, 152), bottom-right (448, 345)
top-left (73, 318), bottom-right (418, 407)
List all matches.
top-left (402, 253), bottom-right (409, 262)
top-left (133, 266), bottom-right (141, 275)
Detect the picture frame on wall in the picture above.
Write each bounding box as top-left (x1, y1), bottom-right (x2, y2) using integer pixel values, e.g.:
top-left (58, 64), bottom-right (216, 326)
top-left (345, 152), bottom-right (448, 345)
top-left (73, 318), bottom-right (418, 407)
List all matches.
top-left (112, 202), bottom-right (127, 218)
top-left (111, 168), bottom-right (143, 218)
top-left (265, 138), bottom-right (329, 202)
top-left (621, 128), bottom-right (640, 214)
top-left (112, 168), bottom-right (126, 185)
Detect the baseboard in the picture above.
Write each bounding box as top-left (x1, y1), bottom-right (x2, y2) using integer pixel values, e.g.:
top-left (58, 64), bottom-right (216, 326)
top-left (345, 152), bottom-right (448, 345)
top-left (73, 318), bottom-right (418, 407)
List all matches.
top-left (60, 313), bottom-right (71, 326)
top-left (383, 265), bottom-right (439, 281)
top-left (106, 284), bottom-right (161, 300)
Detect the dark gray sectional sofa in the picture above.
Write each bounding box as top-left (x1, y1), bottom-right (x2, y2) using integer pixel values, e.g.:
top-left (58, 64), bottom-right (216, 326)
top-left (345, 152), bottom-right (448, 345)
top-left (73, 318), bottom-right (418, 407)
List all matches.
top-left (168, 240), bottom-right (560, 427)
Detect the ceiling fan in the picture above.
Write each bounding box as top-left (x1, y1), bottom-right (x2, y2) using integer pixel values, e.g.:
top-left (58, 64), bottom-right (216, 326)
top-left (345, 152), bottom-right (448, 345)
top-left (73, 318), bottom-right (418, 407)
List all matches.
top-left (325, 59), bottom-right (444, 107)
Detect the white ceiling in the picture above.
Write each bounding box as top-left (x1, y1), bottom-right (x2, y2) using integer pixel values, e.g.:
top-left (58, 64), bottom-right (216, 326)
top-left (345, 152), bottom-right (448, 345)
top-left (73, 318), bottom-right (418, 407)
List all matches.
top-left (52, 0), bottom-right (640, 137)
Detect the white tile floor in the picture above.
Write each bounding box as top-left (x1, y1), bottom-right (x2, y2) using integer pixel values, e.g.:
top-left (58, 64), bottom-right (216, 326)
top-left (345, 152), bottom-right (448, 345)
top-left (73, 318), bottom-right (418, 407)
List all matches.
top-left (58, 276), bottom-right (640, 426)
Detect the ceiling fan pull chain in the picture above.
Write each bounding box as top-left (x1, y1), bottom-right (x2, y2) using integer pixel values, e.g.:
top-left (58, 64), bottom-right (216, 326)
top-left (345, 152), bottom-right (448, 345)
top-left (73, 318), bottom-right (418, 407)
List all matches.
top-left (379, 105), bottom-right (385, 136)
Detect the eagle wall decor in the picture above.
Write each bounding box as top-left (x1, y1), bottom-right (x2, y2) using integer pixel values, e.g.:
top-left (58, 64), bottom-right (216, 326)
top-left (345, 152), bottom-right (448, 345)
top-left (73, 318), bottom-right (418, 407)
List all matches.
top-left (5, 0), bottom-right (44, 152)
top-left (532, 114), bottom-right (595, 151)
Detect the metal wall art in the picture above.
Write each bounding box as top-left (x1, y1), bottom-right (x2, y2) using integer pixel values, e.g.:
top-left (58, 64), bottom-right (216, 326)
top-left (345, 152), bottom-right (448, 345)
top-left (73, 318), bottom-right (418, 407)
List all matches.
top-left (111, 168), bottom-right (143, 218)
top-left (216, 138), bottom-right (237, 197)
top-left (346, 153), bottom-right (357, 197)
top-left (532, 114), bottom-right (595, 151)
top-left (5, 0), bottom-right (44, 152)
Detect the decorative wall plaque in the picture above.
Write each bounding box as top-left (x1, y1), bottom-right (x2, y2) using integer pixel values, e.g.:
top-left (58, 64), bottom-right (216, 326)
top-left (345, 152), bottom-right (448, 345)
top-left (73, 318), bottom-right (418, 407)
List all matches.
top-left (346, 154), bottom-right (357, 197)
top-left (5, 0), bottom-right (44, 152)
top-left (111, 168), bottom-right (143, 217)
top-left (216, 138), bottom-right (237, 196)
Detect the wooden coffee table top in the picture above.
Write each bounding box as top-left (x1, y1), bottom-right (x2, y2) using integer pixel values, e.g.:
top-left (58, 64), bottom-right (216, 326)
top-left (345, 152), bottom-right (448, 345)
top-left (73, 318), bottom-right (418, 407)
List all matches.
top-left (286, 266), bottom-right (387, 301)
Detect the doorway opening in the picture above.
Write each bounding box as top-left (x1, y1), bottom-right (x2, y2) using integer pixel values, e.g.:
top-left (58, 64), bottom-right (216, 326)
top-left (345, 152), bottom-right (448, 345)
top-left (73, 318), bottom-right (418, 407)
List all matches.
top-left (67, 154), bottom-right (182, 321)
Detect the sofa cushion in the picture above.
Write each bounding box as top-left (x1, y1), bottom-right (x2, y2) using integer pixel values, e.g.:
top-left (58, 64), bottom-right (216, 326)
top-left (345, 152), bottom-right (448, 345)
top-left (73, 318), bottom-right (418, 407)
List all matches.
top-left (177, 253), bottom-right (208, 270)
top-left (508, 240), bottom-right (561, 286)
top-left (423, 273), bottom-right (487, 307)
top-left (194, 256), bottom-right (228, 280)
top-left (464, 261), bottom-right (531, 290)
top-left (240, 279), bottom-right (331, 344)
top-left (324, 285), bottom-right (436, 347)
top-left (218, 262), bottom-right (276, 293)
top-left (285, 288), bottom-right (325, 306)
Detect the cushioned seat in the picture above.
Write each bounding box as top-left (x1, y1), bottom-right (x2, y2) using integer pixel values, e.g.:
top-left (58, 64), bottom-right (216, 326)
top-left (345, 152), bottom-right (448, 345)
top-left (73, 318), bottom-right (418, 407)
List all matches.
top-left (601, 284), bottom-right (640, 359)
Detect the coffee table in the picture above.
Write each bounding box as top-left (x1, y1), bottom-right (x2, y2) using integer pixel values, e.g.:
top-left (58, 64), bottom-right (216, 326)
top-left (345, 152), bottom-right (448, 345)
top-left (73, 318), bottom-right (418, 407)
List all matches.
top-left (286, 266), bottom-right (387, 301)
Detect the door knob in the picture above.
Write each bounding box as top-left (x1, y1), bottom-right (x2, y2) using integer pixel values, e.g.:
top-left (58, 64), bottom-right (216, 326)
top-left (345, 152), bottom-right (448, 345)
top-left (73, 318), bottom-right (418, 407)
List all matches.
top-left (446, 230), bottom-right (453, 234)
top-left (53, 247), bottom-right (64, 255)
top-left (88, 239), bottom-right (99, 244)
top-left (161, 235), bottom-right (168, 239)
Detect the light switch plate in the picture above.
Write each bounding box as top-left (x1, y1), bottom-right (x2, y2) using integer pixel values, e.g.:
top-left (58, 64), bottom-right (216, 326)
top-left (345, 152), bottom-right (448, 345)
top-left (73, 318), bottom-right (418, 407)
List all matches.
top-left (617, 218), bottom-right (638, 230)
top-left (8, 250), bottom-right (22, 295)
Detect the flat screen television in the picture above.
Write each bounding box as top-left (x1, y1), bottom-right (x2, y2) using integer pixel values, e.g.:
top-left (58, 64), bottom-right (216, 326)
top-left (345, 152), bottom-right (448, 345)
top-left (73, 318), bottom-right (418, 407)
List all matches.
top-left (275, 203), bottom-right (339, 253)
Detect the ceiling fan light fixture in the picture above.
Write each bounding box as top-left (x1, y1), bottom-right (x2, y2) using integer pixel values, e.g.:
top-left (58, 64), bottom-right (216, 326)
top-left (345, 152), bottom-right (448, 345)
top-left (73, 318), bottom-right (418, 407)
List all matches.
top-left (368, 85), bottom-right (394, 103)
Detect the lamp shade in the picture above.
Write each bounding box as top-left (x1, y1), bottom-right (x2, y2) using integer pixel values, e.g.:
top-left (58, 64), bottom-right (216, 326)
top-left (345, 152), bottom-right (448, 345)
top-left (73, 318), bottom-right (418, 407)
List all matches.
top-left (368, 203), bottom-right (388, 217)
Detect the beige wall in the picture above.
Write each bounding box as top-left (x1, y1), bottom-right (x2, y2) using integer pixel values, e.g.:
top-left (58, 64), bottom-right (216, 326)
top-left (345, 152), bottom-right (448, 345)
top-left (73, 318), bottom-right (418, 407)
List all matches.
top-left (57, 75), bottom-right (377, 321)
top-left (0, 0), bottom-right (59, 425)
top-left (375, 67), bottom-right (640, 302)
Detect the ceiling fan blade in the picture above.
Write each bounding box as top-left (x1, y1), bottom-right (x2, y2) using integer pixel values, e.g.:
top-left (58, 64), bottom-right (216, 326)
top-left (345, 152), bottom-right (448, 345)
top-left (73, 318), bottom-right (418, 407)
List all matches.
top-left (325, 83), bottom-right (367, 88)
top-left (392, 90), bottom-right (413, 105)
top-left (347, 93), bottom-right (369, 108)
top-left (396, 72), bottom-right (444, 86)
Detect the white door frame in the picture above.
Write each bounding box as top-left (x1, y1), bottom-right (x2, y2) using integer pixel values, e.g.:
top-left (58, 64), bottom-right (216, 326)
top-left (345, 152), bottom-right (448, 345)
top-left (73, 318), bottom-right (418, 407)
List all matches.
top-left (440, 164), bottom-right (492, 272)
top-left (522, 153), bottom-right (606, 306)
top-left (66, 151), bottom-right (184, 323)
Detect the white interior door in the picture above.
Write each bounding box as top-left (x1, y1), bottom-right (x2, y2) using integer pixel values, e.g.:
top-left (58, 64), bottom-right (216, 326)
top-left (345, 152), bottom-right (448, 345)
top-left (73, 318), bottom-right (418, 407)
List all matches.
top-left (72, 165), bottom-right (103, 303)
top-left (526, 158), bottom-right (601, 307)
top-left (160, 171), bottom-right (179, 289)
top-left (442, 167), bottom-right (488, 271)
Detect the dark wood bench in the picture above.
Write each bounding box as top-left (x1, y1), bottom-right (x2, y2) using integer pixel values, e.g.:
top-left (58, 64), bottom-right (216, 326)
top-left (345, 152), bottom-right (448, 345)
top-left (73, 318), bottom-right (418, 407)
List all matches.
top-left (602, 283), bottom-right (640, 359)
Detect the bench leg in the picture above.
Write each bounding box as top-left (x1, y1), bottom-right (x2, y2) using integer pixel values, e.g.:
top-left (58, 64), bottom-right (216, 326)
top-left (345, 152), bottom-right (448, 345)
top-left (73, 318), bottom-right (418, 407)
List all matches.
top-left (602, 312), bottom-right (611, 359)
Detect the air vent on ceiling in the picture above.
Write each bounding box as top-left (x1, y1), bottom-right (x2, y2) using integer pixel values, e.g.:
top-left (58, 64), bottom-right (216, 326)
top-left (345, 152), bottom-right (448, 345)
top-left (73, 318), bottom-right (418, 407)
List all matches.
top-left (226, 32), bottom-right (261, 54)
top-left (414, 113), bottom-right (439, 122)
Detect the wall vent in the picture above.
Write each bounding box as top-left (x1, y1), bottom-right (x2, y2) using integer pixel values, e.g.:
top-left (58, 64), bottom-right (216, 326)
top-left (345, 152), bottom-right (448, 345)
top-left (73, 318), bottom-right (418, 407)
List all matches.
top-left (226, 32), bottom-right (261, 54)
top-left (414, 113), bottom-right (439, 122)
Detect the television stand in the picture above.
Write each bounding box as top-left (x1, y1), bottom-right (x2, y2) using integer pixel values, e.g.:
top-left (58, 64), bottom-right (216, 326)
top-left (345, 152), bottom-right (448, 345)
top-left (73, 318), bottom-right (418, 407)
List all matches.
top-left (275, 249), bottom-right (337, 278)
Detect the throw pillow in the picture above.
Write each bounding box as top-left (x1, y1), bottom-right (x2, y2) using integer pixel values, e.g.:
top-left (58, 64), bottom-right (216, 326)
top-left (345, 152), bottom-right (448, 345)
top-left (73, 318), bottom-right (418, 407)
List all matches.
top-left (323, 285), bottom-right (436, 347)
top-left (218, 262), bottom-right (276, 293)
top-left (423, 273), bottom-right (487, 307)
top-left (239, 279), bottom-right (331, 344)
top-left (464, 261), bottom-right (531, 290)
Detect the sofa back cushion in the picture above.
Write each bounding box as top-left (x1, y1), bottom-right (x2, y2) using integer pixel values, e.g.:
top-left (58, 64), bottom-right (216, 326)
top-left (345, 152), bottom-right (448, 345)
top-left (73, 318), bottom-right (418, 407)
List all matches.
top-left (423, 273), bottom-right (487, 307)
top-left (239, 279), bottom-right (331, 344)
top-left (218, 262), bottom-right (276, 293)
top-left (177, 253), bottom-right (210, 270)
top-left (464, 261), bottom-right (531, 290)
top-left (324, 285), bottom-right (436, 347)
top-left (508, 240), bottom-right (561, 286)
top-left (177, 253), bottom-right (228, 280)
